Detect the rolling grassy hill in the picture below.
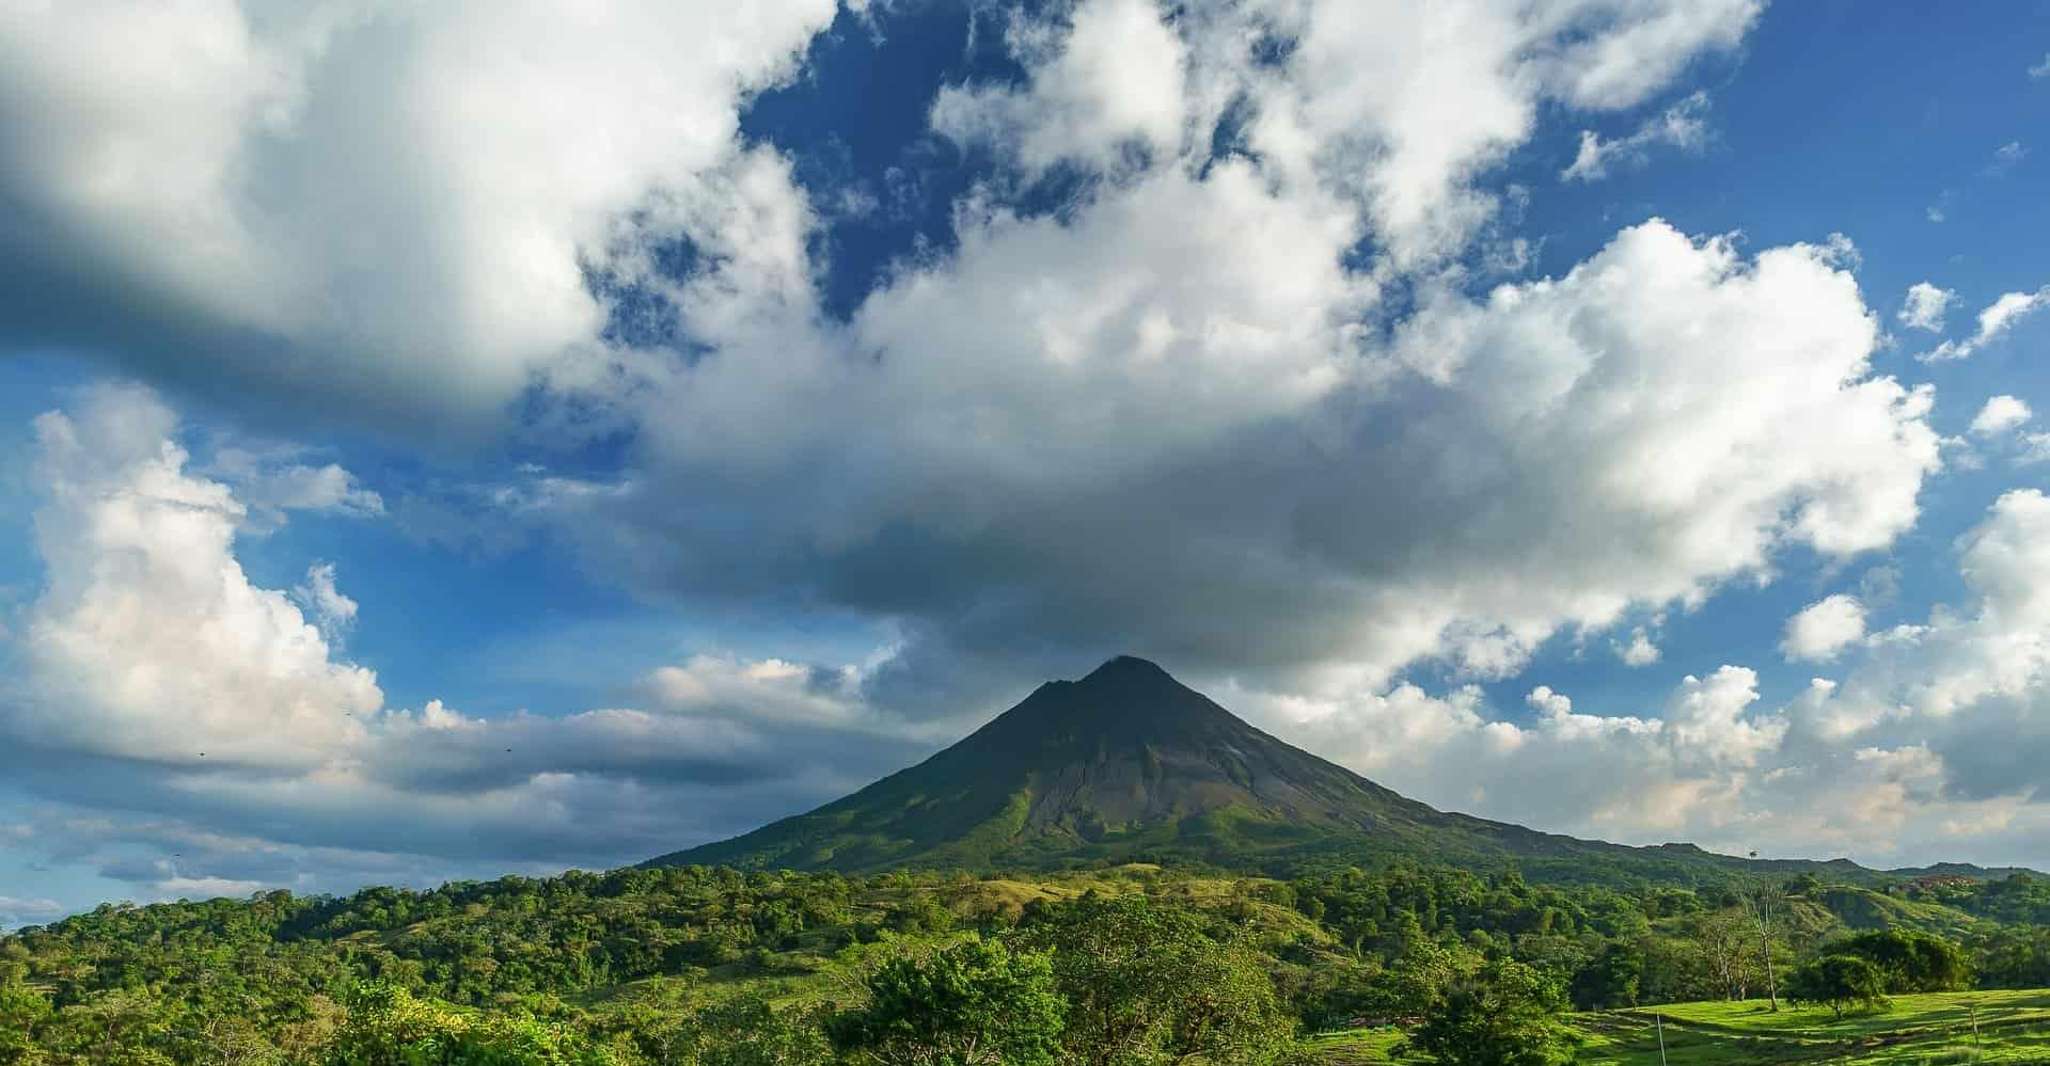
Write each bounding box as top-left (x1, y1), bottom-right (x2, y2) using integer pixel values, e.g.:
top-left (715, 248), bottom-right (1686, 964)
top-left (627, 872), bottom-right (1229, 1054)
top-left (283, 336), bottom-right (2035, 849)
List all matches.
top-left (1816, 885), bottom-right (1985, 938)
top-left (1312, 990), bottom-right (2050, 1064)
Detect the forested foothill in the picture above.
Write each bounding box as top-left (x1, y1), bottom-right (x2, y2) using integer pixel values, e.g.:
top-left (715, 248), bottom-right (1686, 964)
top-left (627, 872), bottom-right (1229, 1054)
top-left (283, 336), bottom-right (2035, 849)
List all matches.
top-left (8, 862), bottom-right (2050, 1064)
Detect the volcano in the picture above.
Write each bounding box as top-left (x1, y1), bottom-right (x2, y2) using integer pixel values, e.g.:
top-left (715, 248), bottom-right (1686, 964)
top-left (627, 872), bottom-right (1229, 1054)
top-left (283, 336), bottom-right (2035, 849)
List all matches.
top-left (649, 656), bottom-right (1912, 884)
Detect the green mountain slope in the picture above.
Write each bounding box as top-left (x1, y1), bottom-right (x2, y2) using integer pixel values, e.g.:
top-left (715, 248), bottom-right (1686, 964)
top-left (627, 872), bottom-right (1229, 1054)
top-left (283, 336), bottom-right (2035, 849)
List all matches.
top-left (658, 656), bottom-right (1464, 873)
top-left (647, 657), bottom-right (1978, 886)
top-left (1810, 884), bottom-right (1982, 937)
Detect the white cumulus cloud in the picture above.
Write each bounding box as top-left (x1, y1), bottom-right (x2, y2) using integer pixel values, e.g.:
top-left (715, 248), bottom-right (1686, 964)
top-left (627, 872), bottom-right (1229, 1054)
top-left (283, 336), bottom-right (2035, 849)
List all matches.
top-left (1782, 594), bottom-right (1868, 662)
top-left (1211, 501), bottom-right (2050, 866)
top-left (1618, 628), bottom-right (1663, 666)
top-left (17, 384), bottom-right (381, 768)
top-left (7, 0), bottom-right (2028, 890)
top-left (0, 0), bottom-right (839, 426)
top-left (0, 386), bottom-right (930, 893)
top-left (932, 0), bottom-right (1188, 174)
top-left (1971, 395), bottom-right (2033, 437)
top-left (565, 215), bottom-right (1940, 699)
top-left (1897, 281), bottom-right (1956, 333)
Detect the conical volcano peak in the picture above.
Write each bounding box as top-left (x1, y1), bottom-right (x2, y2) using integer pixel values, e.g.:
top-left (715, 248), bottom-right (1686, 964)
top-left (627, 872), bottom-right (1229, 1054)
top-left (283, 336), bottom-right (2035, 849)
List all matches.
top-left (650, 659), bottom-right (1967, 885)
top-left (978, 654), bottom-right (1237, 748)
top-left (1079, 654), bottom-right (1175, 683)
top-left (651, 652), bottom-right (1442, 873)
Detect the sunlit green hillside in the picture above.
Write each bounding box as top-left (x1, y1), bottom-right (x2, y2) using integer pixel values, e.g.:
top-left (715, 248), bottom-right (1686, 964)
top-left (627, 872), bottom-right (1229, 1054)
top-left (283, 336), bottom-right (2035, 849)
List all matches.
top-left (1313, 990), bottom-right (2050, 1064)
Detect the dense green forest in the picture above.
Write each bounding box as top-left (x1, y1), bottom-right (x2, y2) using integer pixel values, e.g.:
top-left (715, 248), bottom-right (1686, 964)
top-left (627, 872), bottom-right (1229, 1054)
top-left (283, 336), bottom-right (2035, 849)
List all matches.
top-left (9, 862), bottom-right (2050, 1064)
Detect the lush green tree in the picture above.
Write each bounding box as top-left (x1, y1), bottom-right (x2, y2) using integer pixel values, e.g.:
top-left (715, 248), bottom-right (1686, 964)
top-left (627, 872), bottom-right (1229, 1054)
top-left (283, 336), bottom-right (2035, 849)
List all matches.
top-left (1785, 955), bottom-right (1890, 1020)
top-left (1783, 874), bottom-right (1825, 898)
top-left (1972, 925), bottom-right (2050, 988)
top-left (686, 995), bottom-right (833, 1066)
top-left (1019, 894), bottom-right (1298, 1066)
top-left (1635, 933), bottom-right (1718, 1005)
top-left (1642, 887), bottom-right (1705, 920)
top-left (326, 981), bottom-right (619, 1065)
top-left (1365, 937), bottom-right (1474, 1019)
top-left (830, 936), bottom-right (1063, 1066)
top-left (1832, 930), bottom-right (1970, 993)
top-left (1930, 872), bottom-right (2050, 925)
top-left (1156, 939), bottom-right (1299, 1066)
top-left (0, 965), bottom-right (54, 1063)
top-left (1690, 908), bottom-right (1760, 1001)
top-left (1569, 942), bottom-right (1641, 1010)
top-left (1291, 954), bottom-right (1384, 1031)
top-left (1290, 865), bottom-right (1617, 960)
top-left (1399, 959), bottom-right (1574, 1066)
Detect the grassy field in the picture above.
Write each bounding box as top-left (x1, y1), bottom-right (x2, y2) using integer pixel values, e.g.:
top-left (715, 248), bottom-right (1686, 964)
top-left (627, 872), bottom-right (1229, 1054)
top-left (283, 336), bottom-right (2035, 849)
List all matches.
top-left (1309, 989), bottom-right (2050, 1064)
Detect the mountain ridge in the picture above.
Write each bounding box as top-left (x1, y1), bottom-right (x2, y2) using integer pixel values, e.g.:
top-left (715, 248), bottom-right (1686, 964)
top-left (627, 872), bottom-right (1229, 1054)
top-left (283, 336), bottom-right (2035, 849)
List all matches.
top-left (648, 656), bottom-right (2020, 886)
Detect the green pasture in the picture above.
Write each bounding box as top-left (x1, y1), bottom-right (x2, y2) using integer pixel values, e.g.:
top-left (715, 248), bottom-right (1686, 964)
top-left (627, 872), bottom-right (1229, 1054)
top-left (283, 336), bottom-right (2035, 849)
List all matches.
top-left (1311, 989), bottom-right (2050, 1064)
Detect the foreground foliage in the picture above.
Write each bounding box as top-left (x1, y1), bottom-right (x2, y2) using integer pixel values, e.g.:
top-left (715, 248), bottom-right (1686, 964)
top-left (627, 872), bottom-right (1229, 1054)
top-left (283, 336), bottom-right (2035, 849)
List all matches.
top-left (829, 937), bottom-right (1063, 1066)
top-left (1, 862), bottom-right (2045, 1063)
top-left (1398, 959), bottom-right (1574, 1066)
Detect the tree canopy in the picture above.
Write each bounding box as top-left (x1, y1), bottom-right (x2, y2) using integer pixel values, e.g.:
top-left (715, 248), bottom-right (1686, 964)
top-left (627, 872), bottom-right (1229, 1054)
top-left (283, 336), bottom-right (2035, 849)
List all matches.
top-left (0, 860), bottom-right (2024, 1064)
top-left (1786, 955), bottom-right (1891, 1020)
top-left (829, 936), bottom-right (1063, 1066)
top-left (1400, 958), bottom-right (1576, 1066)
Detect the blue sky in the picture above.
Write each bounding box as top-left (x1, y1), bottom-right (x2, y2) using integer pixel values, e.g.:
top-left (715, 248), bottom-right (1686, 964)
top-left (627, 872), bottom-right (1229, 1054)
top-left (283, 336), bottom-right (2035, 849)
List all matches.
top-left (0, 0), bottom-right (2048, 924)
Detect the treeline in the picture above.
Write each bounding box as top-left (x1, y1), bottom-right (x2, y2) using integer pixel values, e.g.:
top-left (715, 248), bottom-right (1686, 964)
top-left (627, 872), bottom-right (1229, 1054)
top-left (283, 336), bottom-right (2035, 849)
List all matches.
top-left (1899, 871), bottom-right (2050, 925)
top-left (0, 862), bottom-right (2030, 1063)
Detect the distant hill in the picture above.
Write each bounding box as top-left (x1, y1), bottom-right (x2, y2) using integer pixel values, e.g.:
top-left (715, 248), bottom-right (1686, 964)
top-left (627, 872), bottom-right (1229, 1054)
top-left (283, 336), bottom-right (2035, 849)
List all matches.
top-left (649, 656), bottom-right (2012, 887)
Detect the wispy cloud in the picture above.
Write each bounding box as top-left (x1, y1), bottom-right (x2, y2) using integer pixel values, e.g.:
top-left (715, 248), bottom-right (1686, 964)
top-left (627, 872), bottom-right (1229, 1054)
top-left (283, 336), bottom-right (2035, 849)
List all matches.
top-left (1986, 140), bottom-right (2029, 176)
top-left (0, 895), bottom-right (66, 928)
top-left (1920, 285), bottom-right (2050, 362)
top-left (1561, 91), bottom-right (1712, 182)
